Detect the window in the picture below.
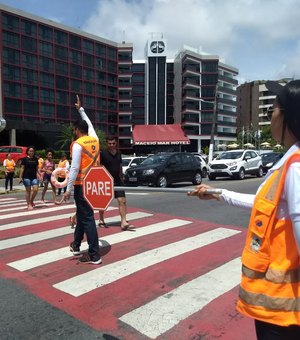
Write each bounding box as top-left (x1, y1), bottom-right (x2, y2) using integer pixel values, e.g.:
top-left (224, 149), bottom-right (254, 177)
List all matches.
top-left (55, 45), bottom-right (68, 61)
top-left (108, 60), bottom-right (117, 73)
top-left (40, 103), bottom-right (55, 118)
top-left (39, 41), bottom-right (53, 57)
top-left (96, 84), bottom-right (106, 97)
top-left (84, 68), bottom-right (94, 81)
top-left (23, 85), bottom-right (38, 100)
top-left (70, 79), bottom-right (82, 92)
top-left (84, 96), bottom-right (95, 108)
top-left (97, 98), bottom-right (106, 109)
top-left (83, 39), bottom-right (94, 54)
top-left (95, 43), bottom-right (106, 57)
top-left (39, 57), bottom-right (53, 72)
top-left (56, 91), bottom-right (68, 105)
top-left (54, 30), bottom-right (67, 46)
top-left (2, 48), bottom-right (20, 64)
top-left (40, 73), bottom-right (54, 87)
top-left (56, 76), bottom-right (69, 90)
top-left (24, 101), bottom-right (39, 116)
top-left (55, 61), bottom-right (68, 76)
top-left (2, 13), bottom-right (19, 31)
top-left (4, 82), bottom-right (21, 98)
top-left (96, 58), bottom-right (106, 70)
top-left (107, 74), bottom-right (117, 86)
top-left (70, 64), bottom-right (82, 78)
top-left (22, 36), bottom-right (37, 52)
top-left (69, 34), bottom-right (81, 49)
top-left (69, 49), bottom-right (81, 64)
top-left (3, 64), bottom-right (20, 81)
top-left (2, 31), bottom-right (19, 48)
top-left (21, 20), bottom-right (36, 36)
top-left (97, 72), bottom-right (106, 84)
top-left (107, 47), bottom-right (117, 60)
top-left (202, 62), bottom-right (218, 72)
top-left (4, 98), bottom-right (22, 113)
top-left (22, 53), bottom-right (37, 69)
top-left (40, 88), bottom-right (54, 102)
top-left (107, 100), bottom-right (117, 110)
top-left (38, 25), bottom-right (53, 41)
top-left (108, 87), bottom-right (117, 98)
top-left (56, 105), bottom-right (69, 119)
top-left (84, 82), bottom-right (94, 95)
top-left (83, 53), bottom-right (94, 67)
top-left (22, 69), bottom-right (38, 84)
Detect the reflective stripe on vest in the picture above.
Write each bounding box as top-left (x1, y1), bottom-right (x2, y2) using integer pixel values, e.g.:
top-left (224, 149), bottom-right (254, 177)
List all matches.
top-left (237, 150), bottom-right (300, 326)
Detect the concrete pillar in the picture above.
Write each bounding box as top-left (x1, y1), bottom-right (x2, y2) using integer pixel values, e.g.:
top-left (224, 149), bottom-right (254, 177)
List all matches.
top-left (9, 129), bottom-right (16, 146)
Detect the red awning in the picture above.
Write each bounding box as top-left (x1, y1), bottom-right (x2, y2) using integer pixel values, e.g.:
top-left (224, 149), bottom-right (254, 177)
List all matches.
top-left (132, 124), bottom-right (190, 146)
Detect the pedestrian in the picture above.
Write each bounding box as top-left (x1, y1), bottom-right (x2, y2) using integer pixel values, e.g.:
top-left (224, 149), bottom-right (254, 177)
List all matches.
top-left (98, 136), bottom-right (133, 230)
top-left (19, 146), bottom-right (39, 210)
top-left (63, 95), bottom-right (101, 265)
top-left (189, 80), bottom-right (300, 339)
top-left (40, 148), bottom-right (56, 203)
top-left (36, 153), bottom-right (44, 187)
top-left (57, 153), bottom-right (70, 196)
top-left (3, 153), bottom-right (15, 193)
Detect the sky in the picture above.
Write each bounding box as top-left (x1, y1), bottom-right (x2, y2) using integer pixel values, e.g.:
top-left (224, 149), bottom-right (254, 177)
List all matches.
top-left (2, 0), bottom-right (300, 84)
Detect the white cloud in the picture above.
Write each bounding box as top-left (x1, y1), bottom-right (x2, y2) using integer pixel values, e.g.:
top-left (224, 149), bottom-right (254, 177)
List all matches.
top-left (83, 0), bottom-right (300, 81)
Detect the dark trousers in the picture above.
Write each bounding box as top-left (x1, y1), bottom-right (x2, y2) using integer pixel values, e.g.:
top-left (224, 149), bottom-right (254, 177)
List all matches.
top-left (5, 172), bottom-right (14, 190)
top-left (255, 320), bottom-right (300, 340)
top-left (57, 177), bottom-right (67, 195)
top-left (73, 185), bottom-right (100, 259)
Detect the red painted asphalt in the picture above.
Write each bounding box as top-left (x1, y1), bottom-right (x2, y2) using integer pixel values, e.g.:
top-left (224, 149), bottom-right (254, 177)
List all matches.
top-left (0, 195), bottom-right (256, 339)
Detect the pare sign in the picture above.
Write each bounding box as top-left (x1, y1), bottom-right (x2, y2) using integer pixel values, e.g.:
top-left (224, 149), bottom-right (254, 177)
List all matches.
top-left (83, 166), bottom-right (114, 210)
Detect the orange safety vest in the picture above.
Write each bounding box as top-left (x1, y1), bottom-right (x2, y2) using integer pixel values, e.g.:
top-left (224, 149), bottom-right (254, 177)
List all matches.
top-left (5, 159), bottom-right (15, 172)
top-left (70, 135), bottom-right (100, 185)
top-left (58, 159), bottom-right (68, 178)
top-left (237, 150), bottom-right (300, 326)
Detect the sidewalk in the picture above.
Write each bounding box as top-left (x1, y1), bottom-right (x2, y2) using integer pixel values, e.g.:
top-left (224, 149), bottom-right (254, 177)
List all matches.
top-left (0, 178), bottom-right (24, 195)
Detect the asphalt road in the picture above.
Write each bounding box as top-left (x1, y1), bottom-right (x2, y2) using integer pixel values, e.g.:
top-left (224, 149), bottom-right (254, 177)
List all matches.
top-left (0, 176), bottom-right (263, 339)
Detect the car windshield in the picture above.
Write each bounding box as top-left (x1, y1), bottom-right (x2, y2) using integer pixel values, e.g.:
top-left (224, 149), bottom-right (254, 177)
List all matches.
top-left (122, 159), bottom-right (131, 166)
top-left (216, 151), bottom-right (243, 160)
top-left (262, 153), bottom-right (282, 162)
top-left (141, 154), bottom-right (168, 166)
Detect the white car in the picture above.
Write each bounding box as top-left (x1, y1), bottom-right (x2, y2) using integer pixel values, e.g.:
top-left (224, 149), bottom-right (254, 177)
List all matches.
top-left (208, 149), bottom-right (263, 180)
top-left (122, 156), bottom-right (147, 173)
top-left (193, 154), bottom-right (208, 177)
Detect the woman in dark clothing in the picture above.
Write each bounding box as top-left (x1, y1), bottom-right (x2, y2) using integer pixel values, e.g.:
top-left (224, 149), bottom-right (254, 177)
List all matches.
top-left (19, 146), bottom-right (39, 210)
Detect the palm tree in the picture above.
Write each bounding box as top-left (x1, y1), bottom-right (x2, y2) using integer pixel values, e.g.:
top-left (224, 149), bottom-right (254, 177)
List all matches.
top-left (56, 125), bottom-right (107, 151)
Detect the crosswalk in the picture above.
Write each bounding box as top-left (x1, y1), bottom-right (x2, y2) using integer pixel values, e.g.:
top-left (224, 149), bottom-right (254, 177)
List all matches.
top-left (0, 195), bottom-right (254, 339)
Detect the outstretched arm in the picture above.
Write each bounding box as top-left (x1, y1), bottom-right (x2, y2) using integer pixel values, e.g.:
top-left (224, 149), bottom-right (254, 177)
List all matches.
top-left (75, 95), bottom-right (98, 140)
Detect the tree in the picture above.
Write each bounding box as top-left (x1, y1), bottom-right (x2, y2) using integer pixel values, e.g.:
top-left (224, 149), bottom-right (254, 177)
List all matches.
top-left (56, 124), bottom-right (107, 151)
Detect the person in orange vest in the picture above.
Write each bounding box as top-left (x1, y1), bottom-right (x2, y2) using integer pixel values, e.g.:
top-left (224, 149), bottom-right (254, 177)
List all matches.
top-left (63, 95), bottom-right (101, 265)
top-left (189, 80), bottom-right (300, 339)
top-left (57, 153), bottom-right (70, 196)
top-left (3, 153), bottom-right (16, 192)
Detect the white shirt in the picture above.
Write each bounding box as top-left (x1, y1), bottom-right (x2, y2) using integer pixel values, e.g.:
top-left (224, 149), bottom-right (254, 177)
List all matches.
top-left (66, 107), bottom-right (98, 192)
top-left (220, 142), bottom-right (300, 253)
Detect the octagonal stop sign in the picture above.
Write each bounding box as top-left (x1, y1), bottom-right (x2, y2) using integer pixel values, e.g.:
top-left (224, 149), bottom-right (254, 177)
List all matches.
top-left (83, 166), bottom-right (114, 210)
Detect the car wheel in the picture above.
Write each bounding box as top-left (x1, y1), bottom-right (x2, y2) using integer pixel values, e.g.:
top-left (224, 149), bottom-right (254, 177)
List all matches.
top-left (237, 167), bottom-right (245, 180)
top-left (208, 174), bottom-right (216, 180)
top-left (156, 175), bottom-right (168, 188)
top-left (202, 167), bottom-right (207, 178)
top-left (192, 171), bottom-right (202, 185)
top-left (257, 166), bottom-right (263, 177)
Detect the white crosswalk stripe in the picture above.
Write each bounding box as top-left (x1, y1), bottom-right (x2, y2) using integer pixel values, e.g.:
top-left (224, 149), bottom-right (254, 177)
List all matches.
top-left (120, 257), bottom-right (241, 338)
top-left (53, 228), bottom-right (240, 296)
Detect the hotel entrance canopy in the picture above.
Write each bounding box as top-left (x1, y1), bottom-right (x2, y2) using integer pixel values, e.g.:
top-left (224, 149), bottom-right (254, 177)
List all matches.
top-left (132, 124), bottom-right (190, 146)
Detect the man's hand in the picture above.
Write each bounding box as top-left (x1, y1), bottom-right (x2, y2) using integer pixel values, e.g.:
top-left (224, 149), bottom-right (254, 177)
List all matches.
top-left (75, 94), bottom-right (81, 110)
top-left (63, 191), bottom-right (71, 202)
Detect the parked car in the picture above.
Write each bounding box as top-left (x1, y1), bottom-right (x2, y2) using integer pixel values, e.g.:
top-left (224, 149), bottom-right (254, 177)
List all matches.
top-left (124, 152), bottom-right (202, 187)
top-left (0, 145), bottom-right (27, 165)
top-left (208, 149), bottom-right (263, 180)
top-left (261, 152), bottom-right (284, 174)
top-left (122, 156), bottom-right (147, 173)
top-left (193, 154), bottom-right (208, 177)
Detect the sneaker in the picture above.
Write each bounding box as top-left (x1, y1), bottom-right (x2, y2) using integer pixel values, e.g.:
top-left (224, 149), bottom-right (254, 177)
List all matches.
top-left (78, 254), bottom-right (102, 265)
top-left (69, 242), bottom-right (81, 256)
